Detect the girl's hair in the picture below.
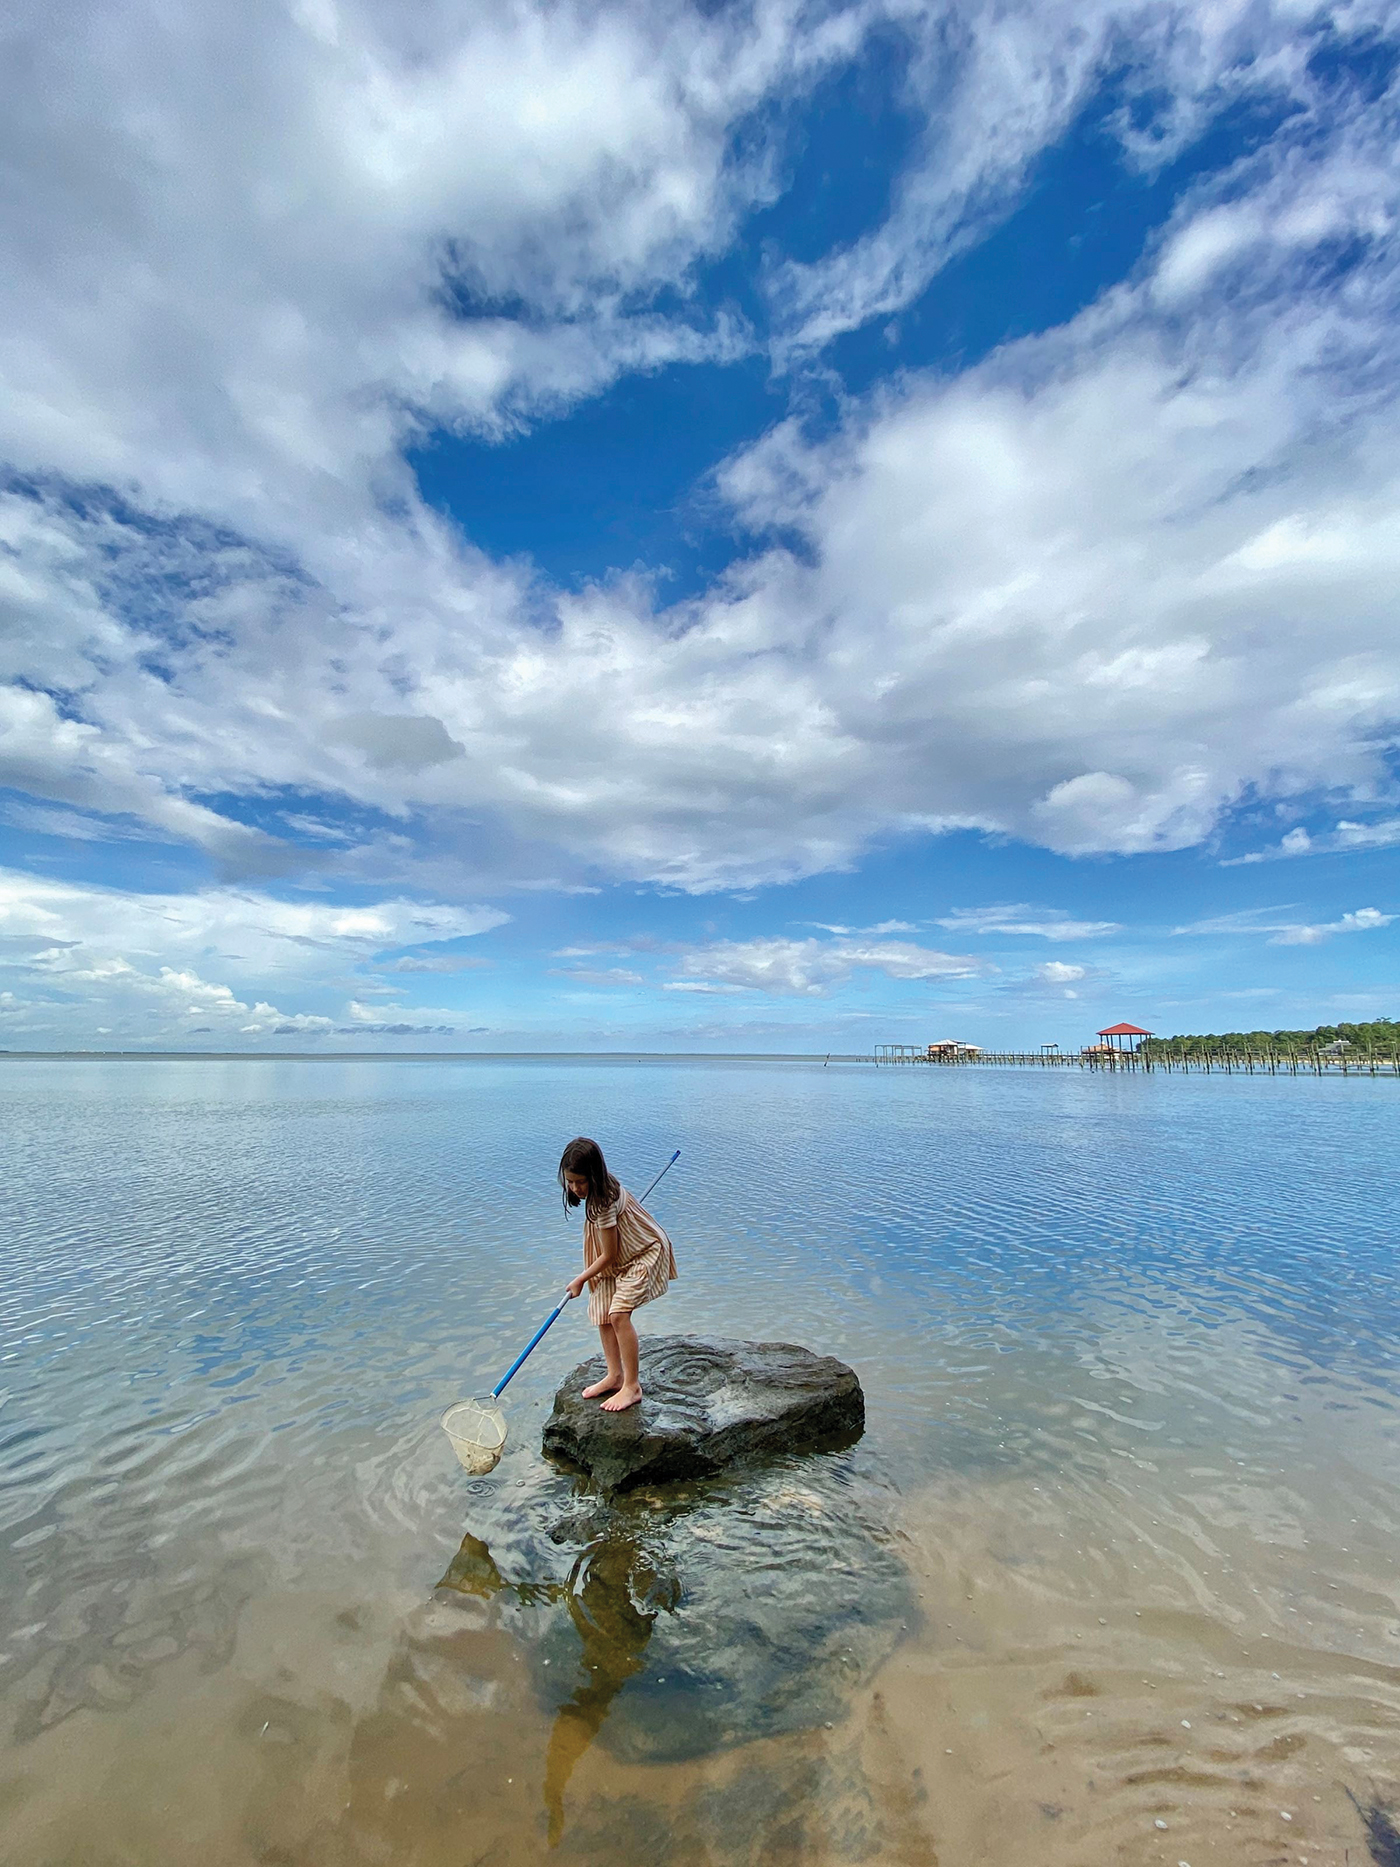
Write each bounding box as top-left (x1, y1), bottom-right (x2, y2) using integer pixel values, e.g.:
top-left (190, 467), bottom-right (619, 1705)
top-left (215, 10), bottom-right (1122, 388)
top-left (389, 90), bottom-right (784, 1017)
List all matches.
top-left (558, 1137), bottom-right (620, 1218)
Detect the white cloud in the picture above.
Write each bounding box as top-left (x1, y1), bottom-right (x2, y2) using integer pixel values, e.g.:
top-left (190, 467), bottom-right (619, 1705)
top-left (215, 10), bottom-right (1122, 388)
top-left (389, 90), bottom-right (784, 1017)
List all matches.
top-left (0, 951), bottom-right (335, 1041)
top-left (807, 919), bottom-right (919, 935)
top-left (374, 952), bottom-right (493, 974)
top-left (1174, 904), bottom-right (1395, 944)
top-left (1034, 961), bottom-right (1087, 982)
top-left (1335, 819), bottom-right (1400, 852)
top-left (547, 966), bottom-right (646, 986)
top-left (1269, 907), bottom-right (1394, 946)
top-left (552, 937), bottom-right (679, 959)
top-left (993, 956), bottom-right (1109, 1001)
top-left (0, 871), bottom-right (504, 969)
top-left (938, 905), bottom-right (1120, 940)
top-left (1227, 817), bottom-right (1400, 863)
top-left (1174, 906), bottom-right (1299, 935)
top-left (336, 1022), bottom-right (460, 1035)
top-left (0, 677), bottom-right (296, 874)
top-left (1336, 821), bottom-right (1400, 851)
top-left (1, 0), bottom-right (865, 535)
top-left (0, 799), bottom-right (160, 844)
top-left (1152, 202), bottom-right (1263, 304)
top-left (766, 0), bottom-right (1374, 352)
top-left (669, 934), bottom-right (988, 995)
top-left (704, 108), bottom-right (1400, 871)
top-left (1, 0), bottom-right (1399, 904)
top-left (342, 997), bottom-right (461, 1026)
top-left (323, 714), bottom-right (465, 772)
top-left (0, 868), bottom-right (504, 1042)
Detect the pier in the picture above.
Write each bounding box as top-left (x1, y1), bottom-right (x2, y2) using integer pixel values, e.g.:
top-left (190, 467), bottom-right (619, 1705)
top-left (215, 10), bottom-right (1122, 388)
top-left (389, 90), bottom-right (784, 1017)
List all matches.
top-left (871, 1047), bottom-right (1400, 1075)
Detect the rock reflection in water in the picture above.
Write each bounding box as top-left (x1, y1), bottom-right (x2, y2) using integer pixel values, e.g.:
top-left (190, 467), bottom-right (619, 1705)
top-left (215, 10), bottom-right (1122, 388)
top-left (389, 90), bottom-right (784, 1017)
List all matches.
top-left (436, 1456), bottom-right (911, 1847)
top-left (440, 1524), bottom-right (681, 1844)
top-left (544, 1535), bottom-right (680, 1844)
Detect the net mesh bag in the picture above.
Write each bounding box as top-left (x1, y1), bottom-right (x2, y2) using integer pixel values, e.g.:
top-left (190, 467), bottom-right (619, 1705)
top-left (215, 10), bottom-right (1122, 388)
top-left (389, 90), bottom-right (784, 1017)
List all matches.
top-left (441, 1397), bottom-right (507, 1475)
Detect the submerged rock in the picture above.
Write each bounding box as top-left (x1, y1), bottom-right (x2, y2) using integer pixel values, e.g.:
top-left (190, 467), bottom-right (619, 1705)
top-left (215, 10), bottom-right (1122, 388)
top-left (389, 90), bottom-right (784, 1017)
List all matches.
top-left (436, 1456), bottom-right (911, 1768)
top-left (542, 1335), bottom-right (864, 1493)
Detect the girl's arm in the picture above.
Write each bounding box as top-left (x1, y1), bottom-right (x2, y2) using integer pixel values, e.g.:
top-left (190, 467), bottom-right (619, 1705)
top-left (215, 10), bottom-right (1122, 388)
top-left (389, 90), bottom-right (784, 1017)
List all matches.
top-left (566, 1223), bottom-right (618, 1301)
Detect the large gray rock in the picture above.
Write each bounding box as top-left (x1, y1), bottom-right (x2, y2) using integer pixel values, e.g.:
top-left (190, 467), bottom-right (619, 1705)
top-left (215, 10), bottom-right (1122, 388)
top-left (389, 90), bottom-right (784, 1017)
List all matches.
top-left (541, 1335), bottom-right (864, 1493)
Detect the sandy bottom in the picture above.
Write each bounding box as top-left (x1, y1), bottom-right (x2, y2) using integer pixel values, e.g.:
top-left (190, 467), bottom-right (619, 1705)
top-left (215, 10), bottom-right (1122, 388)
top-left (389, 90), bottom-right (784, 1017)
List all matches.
top-left (4, 1446), bottom-right (1399, 1867)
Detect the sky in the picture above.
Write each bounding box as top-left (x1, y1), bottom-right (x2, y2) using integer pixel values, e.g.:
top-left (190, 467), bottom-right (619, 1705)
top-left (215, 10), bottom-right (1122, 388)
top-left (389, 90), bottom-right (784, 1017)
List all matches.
top-left (2, 0), bottom-right (1399, 1054)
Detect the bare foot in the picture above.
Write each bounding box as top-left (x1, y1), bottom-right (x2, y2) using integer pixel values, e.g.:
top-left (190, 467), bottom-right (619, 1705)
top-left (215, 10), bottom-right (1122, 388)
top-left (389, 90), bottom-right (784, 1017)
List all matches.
top-left (600, 1383), bottom-right (643, 1413)
top-left (582, 1376), bottom-right (621, 1399)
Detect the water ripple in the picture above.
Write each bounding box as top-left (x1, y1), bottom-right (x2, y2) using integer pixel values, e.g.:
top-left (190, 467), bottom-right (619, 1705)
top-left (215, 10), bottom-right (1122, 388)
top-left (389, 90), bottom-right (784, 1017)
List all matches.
top-left (2, 1059), bottom-right (1399, 1863)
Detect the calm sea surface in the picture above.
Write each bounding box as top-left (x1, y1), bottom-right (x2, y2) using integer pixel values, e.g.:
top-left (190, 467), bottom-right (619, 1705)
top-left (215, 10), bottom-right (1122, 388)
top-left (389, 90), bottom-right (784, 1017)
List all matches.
top-left (2, 1058), bottom-right (1398, 1865)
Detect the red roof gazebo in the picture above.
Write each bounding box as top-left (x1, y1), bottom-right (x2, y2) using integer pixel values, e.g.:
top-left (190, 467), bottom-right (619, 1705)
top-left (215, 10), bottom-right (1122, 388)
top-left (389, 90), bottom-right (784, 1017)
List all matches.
top-left (1097, 1021), bottom-right (1153, 1054)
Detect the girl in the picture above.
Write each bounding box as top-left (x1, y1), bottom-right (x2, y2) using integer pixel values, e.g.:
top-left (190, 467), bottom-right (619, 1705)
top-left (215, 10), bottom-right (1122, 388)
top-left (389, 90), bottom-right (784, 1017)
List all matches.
top-left (560, 1137), bottom-right (677, 1412)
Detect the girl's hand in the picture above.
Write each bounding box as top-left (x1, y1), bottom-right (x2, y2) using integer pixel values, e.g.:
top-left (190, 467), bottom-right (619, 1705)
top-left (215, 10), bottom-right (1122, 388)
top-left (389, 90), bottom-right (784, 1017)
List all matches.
top-left (565, 1276), bottom-right (587, 1302)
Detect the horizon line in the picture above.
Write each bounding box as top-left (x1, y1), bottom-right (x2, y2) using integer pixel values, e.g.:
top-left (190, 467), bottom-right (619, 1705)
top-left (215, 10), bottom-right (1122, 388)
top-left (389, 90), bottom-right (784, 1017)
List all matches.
top-left (0, 1048), bottom-right (874, 1063)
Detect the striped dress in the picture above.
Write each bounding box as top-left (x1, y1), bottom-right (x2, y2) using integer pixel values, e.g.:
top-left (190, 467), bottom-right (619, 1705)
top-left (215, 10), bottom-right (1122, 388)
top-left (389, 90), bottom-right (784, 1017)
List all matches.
top-left (583, 1186), bottom-right (678, 1325)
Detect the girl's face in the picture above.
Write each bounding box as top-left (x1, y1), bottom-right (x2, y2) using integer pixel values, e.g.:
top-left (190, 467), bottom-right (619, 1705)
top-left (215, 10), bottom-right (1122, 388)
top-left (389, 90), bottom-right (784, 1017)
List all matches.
top-left (564, 1171), bottom-right (591, 1204)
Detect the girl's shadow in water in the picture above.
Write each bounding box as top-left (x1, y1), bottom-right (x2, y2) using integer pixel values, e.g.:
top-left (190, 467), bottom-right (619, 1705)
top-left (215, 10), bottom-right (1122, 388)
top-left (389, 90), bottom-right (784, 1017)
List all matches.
top-left (439, 1524), bottom-right (680, 1845)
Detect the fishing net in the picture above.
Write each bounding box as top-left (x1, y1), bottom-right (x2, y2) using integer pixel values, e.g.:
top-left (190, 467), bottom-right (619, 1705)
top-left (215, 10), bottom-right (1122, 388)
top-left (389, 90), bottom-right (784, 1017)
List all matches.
top-left (441, 1397), bottom-right (507, 1475)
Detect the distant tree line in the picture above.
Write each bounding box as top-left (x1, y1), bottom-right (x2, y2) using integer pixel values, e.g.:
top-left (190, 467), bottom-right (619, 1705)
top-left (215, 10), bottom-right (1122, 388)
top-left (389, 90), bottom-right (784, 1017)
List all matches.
top-left (1140, 1017), bottom-right (1400, 1058)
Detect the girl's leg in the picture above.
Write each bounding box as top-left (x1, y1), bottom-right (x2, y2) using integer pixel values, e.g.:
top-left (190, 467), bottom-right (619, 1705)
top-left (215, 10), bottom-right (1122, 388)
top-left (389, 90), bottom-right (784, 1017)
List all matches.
top-left (599, 1310), bottom-right (642, 1411)
top-left (582, 1321), bottom-right (623, 1398)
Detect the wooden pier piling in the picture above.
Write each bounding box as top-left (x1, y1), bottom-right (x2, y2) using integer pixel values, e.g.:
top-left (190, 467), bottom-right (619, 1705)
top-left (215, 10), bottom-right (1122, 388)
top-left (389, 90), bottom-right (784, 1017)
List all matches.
top-left (869, 1048), bottom-right (1400, 1075)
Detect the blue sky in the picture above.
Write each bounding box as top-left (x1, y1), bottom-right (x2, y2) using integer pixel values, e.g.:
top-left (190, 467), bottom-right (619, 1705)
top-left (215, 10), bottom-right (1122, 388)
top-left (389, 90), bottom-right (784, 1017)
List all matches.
top-left (2, 0), bottom-right (1398, 1051)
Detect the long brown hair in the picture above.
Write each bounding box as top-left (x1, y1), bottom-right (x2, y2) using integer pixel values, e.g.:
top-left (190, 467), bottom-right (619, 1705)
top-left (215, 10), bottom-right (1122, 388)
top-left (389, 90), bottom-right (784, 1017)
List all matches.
top-left (558, 1136), bottom-right (620, 1219)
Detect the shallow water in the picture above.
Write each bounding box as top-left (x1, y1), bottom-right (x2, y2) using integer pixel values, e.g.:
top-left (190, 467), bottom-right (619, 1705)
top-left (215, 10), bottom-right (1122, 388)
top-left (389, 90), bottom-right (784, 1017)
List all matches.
top-left (2, 1057), bottom-right (1399, 1865)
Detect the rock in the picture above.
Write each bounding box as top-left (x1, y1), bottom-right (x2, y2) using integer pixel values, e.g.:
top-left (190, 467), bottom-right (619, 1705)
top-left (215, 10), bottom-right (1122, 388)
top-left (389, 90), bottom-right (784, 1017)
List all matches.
top-left (541, 1335), bottom-right (864, 1493)
top-left (436, 1454), bottom-right (911, 1765)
